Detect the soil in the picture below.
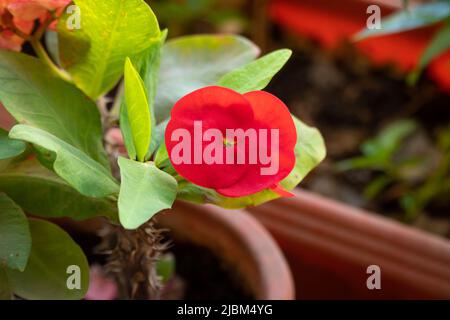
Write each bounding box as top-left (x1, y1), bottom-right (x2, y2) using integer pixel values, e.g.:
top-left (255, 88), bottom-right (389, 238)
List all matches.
top-left (70, 229), bottom-right (253, 300)
top-left (265, 32), bottom-right (450, 237)
top-left (166, 241), bottom-right (253, 300)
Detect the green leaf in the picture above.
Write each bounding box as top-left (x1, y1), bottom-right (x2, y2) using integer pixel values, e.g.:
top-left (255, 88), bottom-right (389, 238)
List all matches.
top-left (7, 219), bottom-right (89, 300)
top-left (156, 254), bottom-right (175, 283)
top-left (0, 268), bottom-right (12, 300)
top-left (355, 2), bottom-right (450, 40)
top-left (0, 128), bottom-right (25, 160)
top-left (9, 125), bottom-right (119, 198)
top-left (0, 51), bottom-right (109, 168)
top-left (118, 31), bottom-right (168, 159)
top-left (420, 21), bottom-right (450, 68)
top-left (137, 29), bottom-right (168, 112)
top-left (118, 157), bottom-right (177, 229)
top-left (58, 0), bottom-right (161, 99)
top-left (218, 49), bottom-right (292, 93)
top-left (177, 116), bottom-right (326, 208)
top-left (123, 58), bottom-right (151, 162)
top-left (409, 21), bottom-right (450, 83)
top-left (155, 34), bottom-right (259, 122)
top-left (0, 194), bottom-right (31, 271)
top-left (137, 29), bottom-right (167, 156)
top-left (0, 158), bottom-right (118, 221)
top-left (361, 120), bottom-right (417, 159)
top-left (119, 102), bottom-right (137, 161)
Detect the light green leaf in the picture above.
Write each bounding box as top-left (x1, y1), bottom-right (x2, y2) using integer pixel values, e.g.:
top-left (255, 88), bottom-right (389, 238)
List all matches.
top-left (409, 21), bottom-right (450, 82)
top-left (177, 116), bottom-right (326, 208)
top-left (0, 128), bottom-right (25, 160)
top-left (0, 268), bottom-right (11, 300)
top-left (123, 58), bottom-right (151, 162)
top-left (218, 49), bottom-right (292, 93)
top-left (58, 0), bottom-right (161, 99)
top-left (0, 158), bottom-right (118, 221)
top-left (354, 2), bottom-right (450, 40)
top-left (9, 125), bottom-right (119, 198)
top-left (118, 31), bottom-right (168, 159)
top-left (118, 157), bottom-right (177, 229)
top-left (155, 34), bottom-right (259, 122)
top-left (7, 219), bottom-right (89, 300)
top-left (361, 120), bottom-right (417, 158)
top-left (0, 193), bottom-right (31, 271)
top-left (0, 51), bottom-right (109, 168)
top-left (119, 102), bottom-right (137, 161)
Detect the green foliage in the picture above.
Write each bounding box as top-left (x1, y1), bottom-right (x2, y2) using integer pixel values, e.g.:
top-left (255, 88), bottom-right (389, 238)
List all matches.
top-left (0, 268), bottom-right (11, 300)
top-left (156, 254), bottom-right (175, 283)
top-left (118, 157), bottom-right (177, 229)
top-left (0, 158), bottom-right (118, 221)
top-left (154, 34), bottom-right (259, 122)
top-left (0, 128), bottom-right (25, 160)
top-left (119, 32), bottom-right (168, 160)
top-left (58, 0), bottom-right (161, 99)
top-left (9, 125), bottom-right (119, 198)
top-left (401, 125), bottom-right (450, 219)
top-left (150, 0), bottom-right (247, 37)
top-left (6, 219), bottom-right (89, 300)
top-left (0, 51), bottom-right (109, 168)
top-left (339, 120), bottom-right (450, 219)
top-left (0, 194), bottom-right (31, 271)
top-left (408, 19), bottom-right (450, 83)
top-left (123, 58), bottom-right (152, 162)
top-left (218, 49), bottom-right (292, 93)
top-left (338, 120), bottom-right (418, 172)
top-left (338, 120), bottom-right (419, 200)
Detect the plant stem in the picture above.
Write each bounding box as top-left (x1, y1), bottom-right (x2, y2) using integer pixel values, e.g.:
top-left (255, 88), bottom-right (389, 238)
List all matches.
top-left (96, 220), bottom-right (169, 299)
top-left (30, 39), bottom-right (72, 83)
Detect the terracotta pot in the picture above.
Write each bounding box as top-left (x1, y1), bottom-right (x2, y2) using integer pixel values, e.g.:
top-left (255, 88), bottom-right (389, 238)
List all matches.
top-left (158, 201), bottom-right (295, 300)
top-left (247, 189), bottom-right (450, 299)
top-left (54, 201), bottom-right (295, 300)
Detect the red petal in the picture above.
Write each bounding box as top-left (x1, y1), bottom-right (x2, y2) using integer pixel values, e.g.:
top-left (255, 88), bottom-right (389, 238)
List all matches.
top-left (217, 91), bottom-right (297, 197)
top-left (166, 86), bottom-right (254, 190)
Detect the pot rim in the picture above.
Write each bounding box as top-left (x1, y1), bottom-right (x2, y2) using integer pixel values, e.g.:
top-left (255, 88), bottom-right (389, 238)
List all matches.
top-left (159, 201), bottom-right (295, 300)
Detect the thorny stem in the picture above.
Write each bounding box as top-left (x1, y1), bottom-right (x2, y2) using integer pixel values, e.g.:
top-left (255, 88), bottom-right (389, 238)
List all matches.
top-left (102, 117), bottom-right (168, 300)
top-left (96, 220), bottom-right (170, 300)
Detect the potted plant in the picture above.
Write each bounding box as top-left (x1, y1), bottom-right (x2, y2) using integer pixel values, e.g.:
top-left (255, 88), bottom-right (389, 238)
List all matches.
top-left (0, 0), bottom-right (325, 300)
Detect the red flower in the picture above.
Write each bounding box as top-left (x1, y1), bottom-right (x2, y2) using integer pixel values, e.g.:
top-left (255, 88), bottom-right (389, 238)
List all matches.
top-left (165, 86), bottom-right (297, 198)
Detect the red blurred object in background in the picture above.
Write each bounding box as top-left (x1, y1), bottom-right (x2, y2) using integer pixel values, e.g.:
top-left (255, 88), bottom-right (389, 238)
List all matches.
top-left (268, 0), bottom-right (450, 93)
